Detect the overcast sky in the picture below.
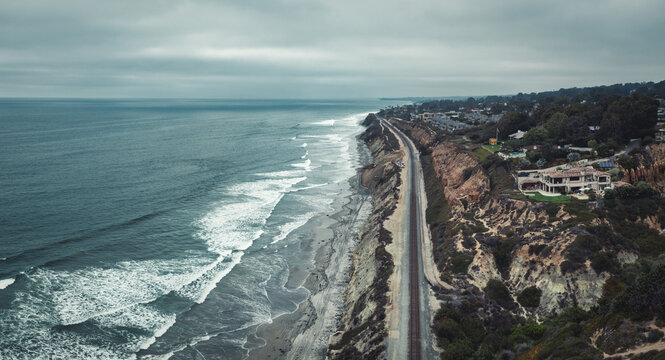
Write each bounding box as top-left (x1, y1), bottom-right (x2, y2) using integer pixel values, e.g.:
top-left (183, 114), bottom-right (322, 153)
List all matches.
top-left (1, 0), bottom-right (664, 98)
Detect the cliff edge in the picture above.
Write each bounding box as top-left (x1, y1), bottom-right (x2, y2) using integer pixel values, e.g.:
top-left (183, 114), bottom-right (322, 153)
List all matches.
top-left (328, 114), bottom-right (401, 359)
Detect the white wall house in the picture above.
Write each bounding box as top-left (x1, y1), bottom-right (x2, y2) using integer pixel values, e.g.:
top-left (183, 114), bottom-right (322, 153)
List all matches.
top-left (508, 130), bottom-right (526, 140)
top-left (518, 166), bottom-right (612, 195)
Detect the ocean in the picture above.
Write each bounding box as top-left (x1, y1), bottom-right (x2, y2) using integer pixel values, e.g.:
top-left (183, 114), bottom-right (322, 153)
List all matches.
top-left (0, 99), bottom-right (400, 359)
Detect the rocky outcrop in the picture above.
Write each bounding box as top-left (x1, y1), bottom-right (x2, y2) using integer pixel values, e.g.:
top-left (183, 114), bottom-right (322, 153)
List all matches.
top-left (431, 142), bottom-right (489, 211)
top-left (328, 115), bottom-right (401, 359)
top-left (622, 143), bottom-right (665, 193)
top-left (459, 197), bottom-right (614, 316)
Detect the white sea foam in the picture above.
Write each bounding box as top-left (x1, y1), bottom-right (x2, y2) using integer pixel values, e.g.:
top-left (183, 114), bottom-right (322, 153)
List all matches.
top-left (292, 193), bottom-right (335, 213)
top-left (271, 212), bottom-right (316, 244)
top-left (0, 277), bottom-right (15, 290)
top-left (256, 170), bottom-right (303, 178)
top-left (26, 257), bottom-right (211, 326)
top-left (299, 142), bottom-right (307, 148)
top-left (288, 183), bottom-right (329, 193)
top-left (311, 119), bottom-right (335, 126)
top-left (0, 259), bottom-right (206, 359)
top-left (177, 252), bottom-right (243, 304)
top-left (291, 158), bottom-right (311, 171)
top-left (137, 313), bottom-right (178, 350)
top-left (190, 175), bottom-right (306, 302)
top-left (197, 176), bottom-right (307, 255)
top-left (301, 150), bottom-right (309, 159)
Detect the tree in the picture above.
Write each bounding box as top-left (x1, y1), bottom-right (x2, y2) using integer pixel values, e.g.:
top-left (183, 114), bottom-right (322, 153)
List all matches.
top-left (497, 112), bottom-right (530, 140)
top-left (524, 126), bottom-right (548, 145)
top-left (565, 115), bottom-right (592, 146)
top-left (601, 94), bottom-right (658, 144)
top-left (527, 151), bottom-right (541, 162)
top-left (503, 139), bottom-right (523, 151)
top-left (596, 143), bottom-right (614, 157)
top-left (544, 112), bottom-right (567, 141)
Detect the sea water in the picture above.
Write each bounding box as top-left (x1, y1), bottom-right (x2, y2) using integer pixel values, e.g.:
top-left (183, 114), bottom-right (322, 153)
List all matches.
top-left (0, 99), bottom-right (400, 359)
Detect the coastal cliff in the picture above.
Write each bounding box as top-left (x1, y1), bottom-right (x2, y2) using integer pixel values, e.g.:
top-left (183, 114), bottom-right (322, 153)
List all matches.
top-left (394, 121), bottom-right (612, 316)
top-left (328, 114), bottom-right (401, 358)
top-left (330, 115), bottom-right (665, 359)
top-left (392, 119), bottom-right (665, 359)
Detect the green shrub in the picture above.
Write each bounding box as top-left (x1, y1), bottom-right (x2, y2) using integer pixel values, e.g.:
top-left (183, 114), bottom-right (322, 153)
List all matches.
top-left (551, 307), bottom-right (592, 327)
top-left (517, 286), bottom-right (542, 308)
top-left (591, 251), bottom-right (620, 274)
top-left (485, 279), bottom-right (516, 310)
top-left (543, 203), bottom-right (560, 219)
top-left (601, 276), bottom-right (625, 301)
top-left (441, 338), bottom-right (475, 360)
top-left (563, 199), bottom-right (596, 224)
top-left (493, 238), bottom-right (517, 277)
top-left (434, 303), bottom-right (489, 359)
top-left (450, 252), bottom-right (474, 274)
top-left (511, 322), bottom-right (546, 341)
top-left (653, 350), bottom-right (665, 360)
top-left (614, 264), bottom-right (665, 321)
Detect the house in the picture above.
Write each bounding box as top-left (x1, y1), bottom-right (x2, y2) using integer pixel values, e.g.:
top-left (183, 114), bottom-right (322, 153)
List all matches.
top-left (436, 118), bottom-right (471, 131)
top-left (517, 166), bottom-right (613, 195)
top-left (508, 130), bottom-right (526, 140)
top-left (445, 111), bottom-right (460, 119)
top-left (656, 127), bottom-right (665, 143)
top-left (568, 146), bottom-right (593, 153)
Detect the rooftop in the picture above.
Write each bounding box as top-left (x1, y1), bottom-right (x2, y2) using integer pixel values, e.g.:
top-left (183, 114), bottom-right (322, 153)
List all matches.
top-left (545, 166), bottom-right (608, 179)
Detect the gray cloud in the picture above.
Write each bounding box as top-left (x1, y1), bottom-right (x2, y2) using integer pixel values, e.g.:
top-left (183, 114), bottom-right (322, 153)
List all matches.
top-left (0, 0), bottom-right (664, 98)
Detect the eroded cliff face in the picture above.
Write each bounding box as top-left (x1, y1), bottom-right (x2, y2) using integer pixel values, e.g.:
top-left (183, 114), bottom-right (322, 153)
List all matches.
top-left (622, 143), bottom-right (665, 194)
top-left (397, 121), bottom-right (621, 318)
top-left (328, 114), bottom-right (400, 359)
top-left (467, 198), bottom-right (616, 317)
top-left (392, 122), bottom-right (489, 211)
top-left (430, 142), bottom-right (489, 210)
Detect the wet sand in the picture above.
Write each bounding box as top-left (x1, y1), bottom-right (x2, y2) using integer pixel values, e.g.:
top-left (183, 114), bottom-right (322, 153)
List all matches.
top-left (248, 140), bottom-right (372, 360)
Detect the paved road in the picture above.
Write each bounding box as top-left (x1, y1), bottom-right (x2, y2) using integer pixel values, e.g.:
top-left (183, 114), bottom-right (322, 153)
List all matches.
top-left (380, 118), bottom-right (435, 360)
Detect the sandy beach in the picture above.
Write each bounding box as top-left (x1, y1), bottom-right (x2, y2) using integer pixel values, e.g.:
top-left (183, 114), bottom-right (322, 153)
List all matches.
top-left (247, 139), bottom-right (373, 360)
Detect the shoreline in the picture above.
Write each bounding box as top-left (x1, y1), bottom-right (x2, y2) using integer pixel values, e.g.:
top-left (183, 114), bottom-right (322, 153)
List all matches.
top-left (247, 137), bottom-right (373, 359)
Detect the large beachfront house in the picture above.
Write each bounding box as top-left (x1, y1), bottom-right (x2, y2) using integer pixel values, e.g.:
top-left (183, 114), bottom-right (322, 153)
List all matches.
top-left (518, 166), bottom-right (613, 195)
